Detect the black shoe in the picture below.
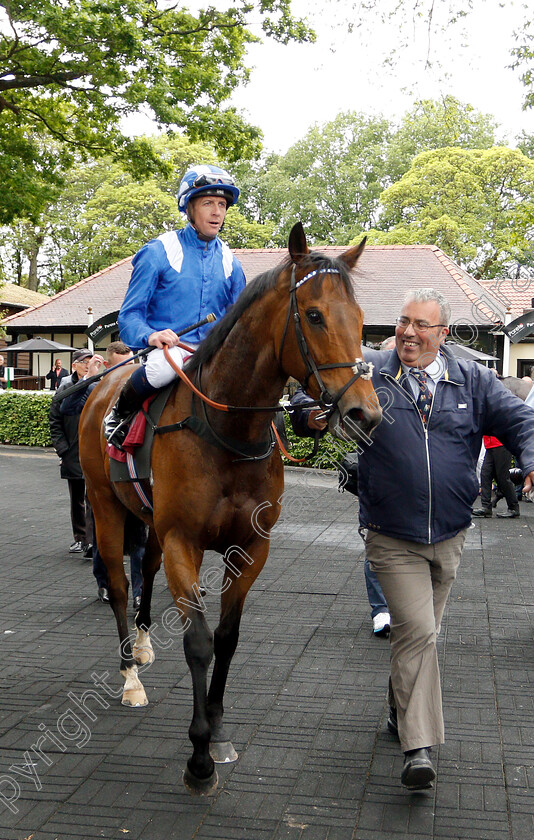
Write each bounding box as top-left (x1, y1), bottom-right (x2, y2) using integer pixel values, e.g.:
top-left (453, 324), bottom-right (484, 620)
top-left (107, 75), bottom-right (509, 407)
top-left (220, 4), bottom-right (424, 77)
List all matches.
top-left (83, 543), bottom-right (93, 559)
top-left (98, 587), bottom-right (110, 603)
top-left (472, 508), bottom-right (492, 518)
top-left (133, 595), bottom-right (142, 611)
top-left (387, 706), bottom-right (399, 738)
top-left (401, 748), bottom-right (435, 790)
top-left (496, 509), bottom-right (520, 518)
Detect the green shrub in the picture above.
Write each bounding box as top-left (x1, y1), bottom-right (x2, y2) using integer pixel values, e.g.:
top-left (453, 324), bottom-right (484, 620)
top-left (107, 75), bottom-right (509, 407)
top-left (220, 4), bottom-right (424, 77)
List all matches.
top-left (0, 391), bottom-right (53, 446)
top-left (0, 391), bottom-right (357, 465)
top-left (282, 414), bottom-right (354, 471)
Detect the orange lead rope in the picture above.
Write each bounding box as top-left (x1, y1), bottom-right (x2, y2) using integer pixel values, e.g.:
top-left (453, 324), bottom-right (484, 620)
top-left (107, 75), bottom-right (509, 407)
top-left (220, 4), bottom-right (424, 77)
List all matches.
top-left (163, 343), bottom-right (316, 463)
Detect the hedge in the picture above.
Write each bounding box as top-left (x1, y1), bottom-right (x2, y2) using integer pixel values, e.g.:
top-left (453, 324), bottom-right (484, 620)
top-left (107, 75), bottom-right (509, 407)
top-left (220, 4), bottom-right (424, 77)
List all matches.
top-left (0, 391), bottom-right (53, 447)
top-left (0, 390), bottom-right (356, 469)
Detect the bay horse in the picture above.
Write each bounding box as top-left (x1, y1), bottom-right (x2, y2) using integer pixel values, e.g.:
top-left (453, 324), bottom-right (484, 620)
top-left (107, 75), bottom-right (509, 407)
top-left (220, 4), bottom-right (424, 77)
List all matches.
top-left (79, 222), bottom-right (381, 794)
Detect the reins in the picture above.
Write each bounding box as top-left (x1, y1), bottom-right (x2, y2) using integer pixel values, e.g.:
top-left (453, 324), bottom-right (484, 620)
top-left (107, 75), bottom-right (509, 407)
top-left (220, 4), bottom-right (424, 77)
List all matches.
top-left (158, 260), bottom-right (374, 462)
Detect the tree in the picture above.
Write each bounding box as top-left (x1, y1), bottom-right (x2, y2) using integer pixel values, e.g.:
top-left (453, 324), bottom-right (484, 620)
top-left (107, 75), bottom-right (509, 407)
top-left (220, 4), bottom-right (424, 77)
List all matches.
top-left (364, 146), bottom-right (534, 279)
top-left (385, 96), bottom-right (498, 182)
top-left (0, 0), bottom-right (313, 224)
top-left (1, 134), bottom-right (273, 292)
top-left (235, 97), bottom-right (498, 246)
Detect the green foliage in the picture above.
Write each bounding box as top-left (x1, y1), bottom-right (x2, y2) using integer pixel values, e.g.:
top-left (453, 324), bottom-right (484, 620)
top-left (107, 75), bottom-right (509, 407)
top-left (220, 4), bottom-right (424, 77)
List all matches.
top-left (1, 134), bottom-right (273, 291)
top-left (0, 391), bottom-right (53, 446)
top-left (236, 97), bottom-right (498, 247)
top-left (0, 0), bottom-right (313, 224)
top-left (281, 415), bottom-right (354, 471)
top-left (366, 146), bottom-right (534, 279)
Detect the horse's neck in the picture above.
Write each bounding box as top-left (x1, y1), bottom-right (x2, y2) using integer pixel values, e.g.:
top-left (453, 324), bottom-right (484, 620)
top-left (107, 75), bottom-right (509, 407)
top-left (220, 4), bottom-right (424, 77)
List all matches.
top-left (201, 308), bottom-right (287, 441)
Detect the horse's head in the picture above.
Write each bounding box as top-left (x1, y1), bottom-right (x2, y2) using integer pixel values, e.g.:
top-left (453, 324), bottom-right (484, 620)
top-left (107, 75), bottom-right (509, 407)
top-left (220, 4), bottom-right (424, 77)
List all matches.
top-left (278, 222), bottom-right (381, 441)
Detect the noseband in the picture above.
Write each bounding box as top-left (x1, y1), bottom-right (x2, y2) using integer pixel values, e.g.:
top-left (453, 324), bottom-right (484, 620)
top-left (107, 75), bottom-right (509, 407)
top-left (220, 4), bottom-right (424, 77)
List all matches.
top-left (278, 264), bottom-right (374, 420)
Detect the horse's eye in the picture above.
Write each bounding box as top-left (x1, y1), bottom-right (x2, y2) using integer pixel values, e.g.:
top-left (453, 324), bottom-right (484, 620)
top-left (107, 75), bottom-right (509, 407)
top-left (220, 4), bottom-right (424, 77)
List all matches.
top-left (306, 309), bottom-right (324, 326)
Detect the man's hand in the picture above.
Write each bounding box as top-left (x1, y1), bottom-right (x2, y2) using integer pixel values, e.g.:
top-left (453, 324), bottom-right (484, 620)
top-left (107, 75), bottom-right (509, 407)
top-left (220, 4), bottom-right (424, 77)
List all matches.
top-left (86, 354), bottom-right (105, 377)
top-left (523, 471), bottom-right (534, 497)
top-left (307, 409), bottom-right (328, 431)
top-left (148, 329), bottom-right (180, 349)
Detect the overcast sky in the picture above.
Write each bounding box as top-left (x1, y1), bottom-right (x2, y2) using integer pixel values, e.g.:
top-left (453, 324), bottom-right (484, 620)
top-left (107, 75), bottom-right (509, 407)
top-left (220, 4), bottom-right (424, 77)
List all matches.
top-left (228, 0), bottom-right (534, 153)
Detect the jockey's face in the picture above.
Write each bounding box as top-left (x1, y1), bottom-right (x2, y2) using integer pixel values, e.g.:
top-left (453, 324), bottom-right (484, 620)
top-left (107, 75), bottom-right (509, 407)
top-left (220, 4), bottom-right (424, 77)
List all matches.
top-left (189, 195), bottom-right (227, 239)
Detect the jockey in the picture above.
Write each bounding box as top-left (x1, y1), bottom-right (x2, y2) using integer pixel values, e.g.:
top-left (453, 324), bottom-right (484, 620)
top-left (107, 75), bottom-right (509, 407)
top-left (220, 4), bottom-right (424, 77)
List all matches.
top-left (104, 164), bottom-right (246, 446)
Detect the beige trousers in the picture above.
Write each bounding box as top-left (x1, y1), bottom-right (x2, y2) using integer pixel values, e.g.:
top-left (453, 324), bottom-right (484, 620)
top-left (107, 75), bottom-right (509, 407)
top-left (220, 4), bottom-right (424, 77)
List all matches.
top-left (366, 528), bottom-right (467, 752)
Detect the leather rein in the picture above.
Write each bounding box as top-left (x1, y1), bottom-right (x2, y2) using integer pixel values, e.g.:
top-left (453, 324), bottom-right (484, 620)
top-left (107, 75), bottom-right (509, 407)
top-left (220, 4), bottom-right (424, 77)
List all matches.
top-left (156, 263), bottom-right (374, 462)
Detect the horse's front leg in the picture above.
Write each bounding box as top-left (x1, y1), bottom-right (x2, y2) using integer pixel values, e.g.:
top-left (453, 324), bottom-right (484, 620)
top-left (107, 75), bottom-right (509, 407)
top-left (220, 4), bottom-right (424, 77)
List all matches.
top-left (163, 536), bottom-right (217, 795)
top-left (208, 538), bottom-right (270, 764)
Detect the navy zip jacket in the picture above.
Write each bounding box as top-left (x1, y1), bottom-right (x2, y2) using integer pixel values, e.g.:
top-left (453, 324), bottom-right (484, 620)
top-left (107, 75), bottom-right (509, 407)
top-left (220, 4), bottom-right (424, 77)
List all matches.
top-left (294, 345), bottom-right (534, 545)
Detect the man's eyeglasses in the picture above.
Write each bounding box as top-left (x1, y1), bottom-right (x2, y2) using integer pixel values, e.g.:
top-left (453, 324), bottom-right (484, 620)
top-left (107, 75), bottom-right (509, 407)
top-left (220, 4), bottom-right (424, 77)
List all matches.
top-left (396, 316), bottom-right (447, 333)
top-left (193, 173), bottom-right (235, 189)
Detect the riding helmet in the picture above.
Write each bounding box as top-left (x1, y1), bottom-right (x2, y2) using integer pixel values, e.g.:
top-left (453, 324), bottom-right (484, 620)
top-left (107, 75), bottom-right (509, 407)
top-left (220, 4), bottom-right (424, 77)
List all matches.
top-left (178, 164), bottom-right (239, 213)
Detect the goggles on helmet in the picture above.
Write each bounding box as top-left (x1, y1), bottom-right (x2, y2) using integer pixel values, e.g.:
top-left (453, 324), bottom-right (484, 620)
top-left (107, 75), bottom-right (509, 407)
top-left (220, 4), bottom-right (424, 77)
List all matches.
top-left (192, 173), bottom-right (236, 189)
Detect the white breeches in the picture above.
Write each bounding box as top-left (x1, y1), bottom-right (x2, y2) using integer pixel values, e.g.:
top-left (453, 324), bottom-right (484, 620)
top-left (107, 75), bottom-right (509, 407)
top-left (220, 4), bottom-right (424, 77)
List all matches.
top-left (144, 345), bottom-right (197, 388)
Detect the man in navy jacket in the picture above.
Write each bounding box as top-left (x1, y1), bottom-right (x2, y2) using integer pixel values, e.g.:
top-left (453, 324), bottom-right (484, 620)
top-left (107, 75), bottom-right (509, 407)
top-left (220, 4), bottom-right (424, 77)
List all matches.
top-left (291, 287), bottom-right (534, 790)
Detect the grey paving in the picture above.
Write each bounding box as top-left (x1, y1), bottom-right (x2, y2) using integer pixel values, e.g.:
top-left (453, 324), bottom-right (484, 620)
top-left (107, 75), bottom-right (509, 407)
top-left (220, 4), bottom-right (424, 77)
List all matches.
top-left (0, 446), bottom-right (533, 839)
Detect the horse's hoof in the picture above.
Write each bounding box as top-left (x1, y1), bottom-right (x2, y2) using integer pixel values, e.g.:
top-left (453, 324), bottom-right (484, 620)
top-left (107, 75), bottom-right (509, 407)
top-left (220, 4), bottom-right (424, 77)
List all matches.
top-left (182, 766), bottom-right (218, 796)
top-left (210, 740), bottom-right (238, 764)
top-left (121, 689), bottom-right (148, 707)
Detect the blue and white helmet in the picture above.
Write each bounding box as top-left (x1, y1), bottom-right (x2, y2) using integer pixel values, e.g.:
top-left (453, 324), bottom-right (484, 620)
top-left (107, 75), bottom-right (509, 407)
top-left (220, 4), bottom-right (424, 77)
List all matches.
top-left (178, 164), bottom-right (239, 214)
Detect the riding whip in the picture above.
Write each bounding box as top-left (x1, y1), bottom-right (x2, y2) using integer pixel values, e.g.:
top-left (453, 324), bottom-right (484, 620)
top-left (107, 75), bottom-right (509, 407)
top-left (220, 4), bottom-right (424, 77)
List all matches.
top-left (55, 313), bottom-right (216, 402)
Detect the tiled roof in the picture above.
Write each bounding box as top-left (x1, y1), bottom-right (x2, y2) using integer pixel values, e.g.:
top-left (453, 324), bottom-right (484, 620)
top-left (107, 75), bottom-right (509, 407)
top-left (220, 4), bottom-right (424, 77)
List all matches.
top-left (2, 244), bottom-right (502, 331)
top-left (478, 276), bottom-right (534, 320)
top-left (0, 284), bottom-right (49, 308)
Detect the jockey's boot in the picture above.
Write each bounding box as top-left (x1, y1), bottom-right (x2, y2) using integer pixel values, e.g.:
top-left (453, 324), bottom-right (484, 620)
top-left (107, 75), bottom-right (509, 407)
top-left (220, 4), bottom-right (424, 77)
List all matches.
top-left (104, 367), bottom-right (156, 448)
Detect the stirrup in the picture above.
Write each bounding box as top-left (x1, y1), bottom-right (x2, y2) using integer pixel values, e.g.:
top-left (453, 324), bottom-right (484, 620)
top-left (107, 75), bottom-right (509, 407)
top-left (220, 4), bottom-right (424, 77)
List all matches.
top-left (104, 409), bottom-right (132, 449)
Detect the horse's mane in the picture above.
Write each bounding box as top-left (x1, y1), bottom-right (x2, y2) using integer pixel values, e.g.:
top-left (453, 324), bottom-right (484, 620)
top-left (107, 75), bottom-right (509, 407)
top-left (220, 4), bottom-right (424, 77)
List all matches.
top-left (186, 250), bottom-right (355, 372)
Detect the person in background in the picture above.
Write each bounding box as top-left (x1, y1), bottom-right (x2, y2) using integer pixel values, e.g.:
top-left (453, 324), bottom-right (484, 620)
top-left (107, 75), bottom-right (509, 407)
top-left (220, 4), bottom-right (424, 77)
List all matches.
top-left (58, 340), bottom-right (143, 608)
top-left (104, 163), bottom-right (246, 447)
top-left (46, 359), bottom-right (69, 390)
top-left (472, 437), bottom-right (520, 518)
top-left (49, 349), bottom-right (101, 553)
top-left (0, 354), bottom-right (6, 389)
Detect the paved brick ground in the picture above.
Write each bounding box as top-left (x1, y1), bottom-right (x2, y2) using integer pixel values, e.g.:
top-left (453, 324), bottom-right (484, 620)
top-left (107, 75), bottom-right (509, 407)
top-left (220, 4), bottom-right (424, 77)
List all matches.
top-left (1, 446), bottom-right (533, 840)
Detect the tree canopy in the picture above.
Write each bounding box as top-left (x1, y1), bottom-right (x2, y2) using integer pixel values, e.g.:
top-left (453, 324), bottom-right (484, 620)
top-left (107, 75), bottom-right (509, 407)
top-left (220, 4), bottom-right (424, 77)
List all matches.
top-left (365, 146), bottom-right (534, 279)
top-left (0, 0), bottom-right (313, 224)
top-left (235, 97), bottom-right (498, 247)
top-left (1, 134), bottom-right (274, 292)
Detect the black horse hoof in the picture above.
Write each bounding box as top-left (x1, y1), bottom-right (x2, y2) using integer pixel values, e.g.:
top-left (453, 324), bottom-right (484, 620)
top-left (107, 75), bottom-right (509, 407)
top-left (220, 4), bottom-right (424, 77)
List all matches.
top-left (182, 766), bottom-right (218, 796)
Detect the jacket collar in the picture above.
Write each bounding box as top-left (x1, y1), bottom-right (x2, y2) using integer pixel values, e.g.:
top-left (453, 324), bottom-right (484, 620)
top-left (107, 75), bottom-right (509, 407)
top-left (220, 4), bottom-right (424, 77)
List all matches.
top-left (184, 222), bottom-right (219, 250)
top-left (379, 343), bottom-right (466, 386)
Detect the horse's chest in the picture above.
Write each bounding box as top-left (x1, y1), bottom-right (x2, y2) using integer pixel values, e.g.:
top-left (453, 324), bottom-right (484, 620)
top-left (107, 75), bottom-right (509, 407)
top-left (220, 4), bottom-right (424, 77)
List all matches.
top-left (206, 490), bottom-right (280, 549)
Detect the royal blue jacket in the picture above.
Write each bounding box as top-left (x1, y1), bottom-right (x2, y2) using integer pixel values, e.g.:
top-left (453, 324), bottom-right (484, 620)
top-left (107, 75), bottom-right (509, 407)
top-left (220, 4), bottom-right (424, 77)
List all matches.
top-left (118, 224), bottom-right (246, 350)
top-left (292, 346), bottom-right (534, 545)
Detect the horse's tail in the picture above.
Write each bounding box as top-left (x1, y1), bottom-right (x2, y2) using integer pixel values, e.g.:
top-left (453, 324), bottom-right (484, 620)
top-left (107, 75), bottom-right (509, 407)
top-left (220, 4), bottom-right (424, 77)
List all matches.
top-left (124, 512), bottom-right (148, 557)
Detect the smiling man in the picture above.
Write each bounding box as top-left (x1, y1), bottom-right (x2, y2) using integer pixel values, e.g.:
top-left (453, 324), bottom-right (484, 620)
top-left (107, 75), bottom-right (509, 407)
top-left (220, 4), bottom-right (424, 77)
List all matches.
top-left (357, 288), bottom-right (534, 790)
top-left (290, 286), bottom-right (534, 790)
top-left (104, 164), bottom-right (246, 447)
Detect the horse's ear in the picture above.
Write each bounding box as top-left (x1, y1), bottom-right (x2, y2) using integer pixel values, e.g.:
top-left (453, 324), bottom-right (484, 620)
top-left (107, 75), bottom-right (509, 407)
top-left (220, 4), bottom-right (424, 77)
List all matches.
top-left (288, 222), bottom-right (309, 262)
top-left (339, 236), bottom-right (366, 270)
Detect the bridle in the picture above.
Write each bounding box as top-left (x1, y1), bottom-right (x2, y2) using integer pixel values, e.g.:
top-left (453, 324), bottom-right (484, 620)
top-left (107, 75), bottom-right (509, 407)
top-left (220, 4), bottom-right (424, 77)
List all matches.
top-left (277, 263), bottom-right (374, 422)
top-left (158, 259), bottom-right (374, 460)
